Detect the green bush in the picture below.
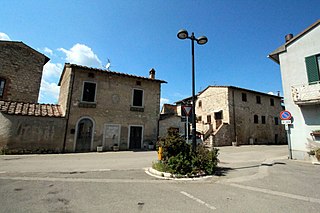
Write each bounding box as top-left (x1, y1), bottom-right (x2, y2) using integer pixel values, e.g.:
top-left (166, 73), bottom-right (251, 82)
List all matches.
top-left (156, 130), bottom-right (219, 176)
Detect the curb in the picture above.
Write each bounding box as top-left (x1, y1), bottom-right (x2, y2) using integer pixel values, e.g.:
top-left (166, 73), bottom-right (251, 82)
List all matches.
top-left (145, 167), bottom-right (214, 181)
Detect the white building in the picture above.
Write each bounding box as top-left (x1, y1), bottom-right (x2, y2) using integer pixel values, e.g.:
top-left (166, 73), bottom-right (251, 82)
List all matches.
top-left (269, 20), bottom-right (320, 160)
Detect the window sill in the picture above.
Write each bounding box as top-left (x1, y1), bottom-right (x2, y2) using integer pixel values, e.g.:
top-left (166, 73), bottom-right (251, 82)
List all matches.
top-left (79, 102), bottom-right (96, 108)
top-left (130, 106), bottom-right (144, 112)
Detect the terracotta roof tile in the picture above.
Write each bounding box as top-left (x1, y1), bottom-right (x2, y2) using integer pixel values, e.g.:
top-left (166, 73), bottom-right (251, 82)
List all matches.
top-left (0, 101), bottom-right (64, 118)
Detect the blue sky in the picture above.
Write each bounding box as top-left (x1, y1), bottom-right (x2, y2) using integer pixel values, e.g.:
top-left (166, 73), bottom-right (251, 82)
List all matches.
top-left (0, 0), bottom-right (319, 105)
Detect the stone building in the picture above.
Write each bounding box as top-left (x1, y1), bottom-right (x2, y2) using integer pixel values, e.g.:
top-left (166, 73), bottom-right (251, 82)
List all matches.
top-left (268, 20), bottom-right (320, 160)
top-left (0, 41), bottom-right (49, 102)
top-left (163, 86), bottom-right (286, 148)
top-left (58, 64), bottom-right (166, 152)
top-left (0, 41), bottom-right (65, 153)
top-left (159, 104), bottom-right (186, 138)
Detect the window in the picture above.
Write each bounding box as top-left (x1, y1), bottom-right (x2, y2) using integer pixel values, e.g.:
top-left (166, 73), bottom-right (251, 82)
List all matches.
top-left (254, 115), bottom-right (259, 124)
top-left (198, 100), bottom-right (202, 107)
top-left (261, 116), bottom-right (266, 124)
top-left (132, 89), bottom-right (144, 107)
top-left (256, 96), bottom-right (261, 104)
top-left (0, 78), bottom-right (5, 97)
top-left (214, 111), bottom-right (223, 120)
top-left (207, 115), bottom-right (211, 124)
top-left (270, 98), bottom-right (274, 106)
top-left (242, 93), bottom-right (247, 102)
top-left (305, 54), bottom-right (320, 84)
top-left (274, 117), bottom-right (279, 125)
top-left (82, 82), bottom-right (96, 102)
top-left (197, 116), bottom-right (202, 122)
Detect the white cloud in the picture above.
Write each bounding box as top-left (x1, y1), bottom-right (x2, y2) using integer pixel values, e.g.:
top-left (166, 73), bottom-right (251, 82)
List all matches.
top-left (0, 32), bottom-right (11, 40)
top-left (38, 80), bottom-right (60, 104)
top-left (58, 43), bottom-right (102, 68)
top-left (43, 47), bottom-right (53, 56)
top-left (43, 62), bottom-right (63, 80)
top-left (160, 98), bottom-right (170, 106)
top-left (268, 92), bottom-right (274, 95)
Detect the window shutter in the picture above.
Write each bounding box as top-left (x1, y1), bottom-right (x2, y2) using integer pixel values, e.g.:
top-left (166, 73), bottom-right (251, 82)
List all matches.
top-left (305, 55), bottom-right (320, 83)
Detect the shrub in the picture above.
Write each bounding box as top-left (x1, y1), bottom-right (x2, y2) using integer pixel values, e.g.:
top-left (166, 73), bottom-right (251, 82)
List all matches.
top-left (156, 130), bottom-right (219, 176)
top-left (193, 145), bottom-right (219, 175)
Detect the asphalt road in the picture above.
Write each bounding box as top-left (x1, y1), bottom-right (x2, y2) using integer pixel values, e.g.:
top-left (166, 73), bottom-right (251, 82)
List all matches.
top-left (1, 145), bottom-right (320, 213)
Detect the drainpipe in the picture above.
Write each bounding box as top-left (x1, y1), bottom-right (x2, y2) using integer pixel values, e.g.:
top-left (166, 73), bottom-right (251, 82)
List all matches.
top-left (62, 68), bottom-right (75, 153)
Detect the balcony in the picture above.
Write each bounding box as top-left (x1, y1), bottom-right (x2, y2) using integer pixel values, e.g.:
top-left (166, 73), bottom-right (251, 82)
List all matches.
top-left (291, 82), bottom-right (320, 105)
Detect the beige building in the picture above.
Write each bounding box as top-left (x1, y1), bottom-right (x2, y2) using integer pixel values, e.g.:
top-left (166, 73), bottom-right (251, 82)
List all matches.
top-left (58, 64), bottom-right (166, 152)
top-left (159, 104), bottom-right (186, 138)
top-left (166, 86), bottom-right (286, 148)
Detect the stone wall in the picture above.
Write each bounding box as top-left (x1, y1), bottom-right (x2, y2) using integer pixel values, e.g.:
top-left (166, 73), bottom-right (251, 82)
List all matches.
top-left (159, 115), bottom-right (186, 139)
top-left (0, 113), bottom-right (66, 153)
top-left (0, 41), bottom-right (48, 102)
top-left (230, 87), bottom-right (286, 145)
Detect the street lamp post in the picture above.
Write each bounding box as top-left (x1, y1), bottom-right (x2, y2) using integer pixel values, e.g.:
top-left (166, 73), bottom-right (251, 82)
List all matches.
top-left (177, 29), bottom-right (208, 151)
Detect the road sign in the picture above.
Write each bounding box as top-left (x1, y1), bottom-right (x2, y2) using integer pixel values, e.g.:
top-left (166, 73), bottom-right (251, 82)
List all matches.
top-left (182, 106), bottom-right (192, 116)
top-left (280, 110), bottom-right (292, 120)
top-left (281, 120), bottom-right (292, 125)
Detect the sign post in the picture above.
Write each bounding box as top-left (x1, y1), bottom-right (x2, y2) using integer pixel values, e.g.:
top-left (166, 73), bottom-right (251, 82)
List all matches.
top-left (182, 106), bottom-right (192, 143)
top-left (280, 110), bottom-right (293, 159)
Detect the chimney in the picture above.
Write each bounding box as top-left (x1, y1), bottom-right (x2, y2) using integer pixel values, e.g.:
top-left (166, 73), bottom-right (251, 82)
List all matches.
top-left (149, 68), bottom-right (155, 79)
top-left (285, 34), bottom-right (293, 42)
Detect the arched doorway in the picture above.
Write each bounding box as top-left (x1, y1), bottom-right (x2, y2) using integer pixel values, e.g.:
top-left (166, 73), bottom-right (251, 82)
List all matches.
top-left (75, 118), bottom-right (94, 152)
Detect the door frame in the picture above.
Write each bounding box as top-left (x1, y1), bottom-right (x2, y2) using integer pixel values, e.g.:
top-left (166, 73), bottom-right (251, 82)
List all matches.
top-left (74, 116), bottom-right (95, 152)
top-left (127, 125), bottom-right (144, 149)
top-left (103, 124), bottom-right (121, 149)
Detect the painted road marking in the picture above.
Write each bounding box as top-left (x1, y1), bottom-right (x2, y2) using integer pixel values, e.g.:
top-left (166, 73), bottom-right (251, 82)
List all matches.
top-left (229, 183), bottom-right (320, 204)
top-left (180, 191), bottom-right (216, 211)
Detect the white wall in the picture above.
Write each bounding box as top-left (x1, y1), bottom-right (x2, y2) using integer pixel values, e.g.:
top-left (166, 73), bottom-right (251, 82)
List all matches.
top-left (279, 26), bottom-right (320, 159)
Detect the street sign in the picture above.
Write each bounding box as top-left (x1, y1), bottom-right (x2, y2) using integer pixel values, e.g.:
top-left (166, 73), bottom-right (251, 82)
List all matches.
top-left (281, 120), bottom-right (292, 125)
top-left (182, 106), bottom-right (192, 116)
top-left (280, 110), bottom-right (292, 120)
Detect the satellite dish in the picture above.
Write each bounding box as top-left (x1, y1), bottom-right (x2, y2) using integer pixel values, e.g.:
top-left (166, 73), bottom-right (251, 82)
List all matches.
top-left (105, 59), bottom-right (111, 71)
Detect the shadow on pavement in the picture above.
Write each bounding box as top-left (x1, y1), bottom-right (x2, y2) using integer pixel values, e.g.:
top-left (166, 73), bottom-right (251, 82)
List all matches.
top-left (215, 161), bottom-right (287, 176)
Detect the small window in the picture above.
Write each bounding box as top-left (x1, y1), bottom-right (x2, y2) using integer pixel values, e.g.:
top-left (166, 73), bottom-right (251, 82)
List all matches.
top-left (214, 111), bottom-right (223, 120)
top-left (254, 115), bottom-right (259, 124)
top-left (0, 78), bottom-right (5, 97)
top-left (256, 96), bottom-right (261, 104)
top-left (207, 115), bottom-right (211, 124)
top-left (274, 117), bottom-right (279, 125)
top-left (270, 98), bottom-right (274, 106)
top-left (198, 100), bottom-right (202, 107)
top-left (261, 116), bottom-right (266, 124)
top-left (242, 93), bottom-right (247, 102)
top-left (136, 81), bottom-right (141, 86)
top-left (82, 82), bottom-right (96, 102)
top-left (197, 116), bottom-right (202, 122)
top-left (132, 89), bottom-right (144, 107)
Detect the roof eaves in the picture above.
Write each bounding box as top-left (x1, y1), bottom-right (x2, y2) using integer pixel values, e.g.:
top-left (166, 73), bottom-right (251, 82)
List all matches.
top-left (67, 63), bottom-right (167, 83)
top-left (268, 19), bottom-right (320, 64)
top-left (0, 41), bottom-right (50, 65)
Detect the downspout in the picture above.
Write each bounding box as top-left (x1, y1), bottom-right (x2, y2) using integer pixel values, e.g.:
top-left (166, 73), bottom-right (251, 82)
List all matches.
top-left (62, 68), bottom-right (75, 153)
top-left (232, 89), bottom-right (237, 143)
